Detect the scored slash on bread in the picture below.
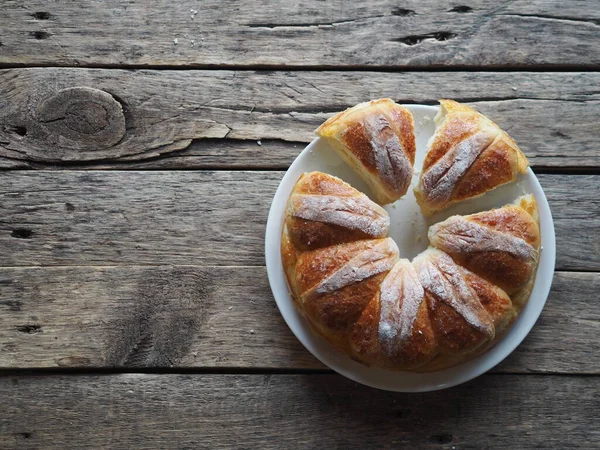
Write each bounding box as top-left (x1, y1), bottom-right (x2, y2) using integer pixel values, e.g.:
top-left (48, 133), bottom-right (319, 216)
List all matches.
top-left (316, 99), bottom-right (416, 205)
top-left (415, 99), bottom-right (529, 216)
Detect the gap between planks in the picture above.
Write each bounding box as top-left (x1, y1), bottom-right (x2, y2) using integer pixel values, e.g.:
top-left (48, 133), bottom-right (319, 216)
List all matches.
top-left (0, 367), bottom-right (599, 377)
top-left (4, 163), bottom-right (600, 174)
top-left (1, 63), bottom-right (600, 72)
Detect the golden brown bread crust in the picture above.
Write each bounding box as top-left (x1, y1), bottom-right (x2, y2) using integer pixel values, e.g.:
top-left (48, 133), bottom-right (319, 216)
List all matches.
top-left (285, 172), bottom-right (390, 251)
top-left (460, 268), bottom-right (515, 334)
top-left (305, 272), bottom-right (389, 349)
top-left (454, 134), bottom-right (522, 203)
top-left (289, 238), bottom-right (400, 351)
top-left (422, 100), bottom-right (482, 172)
top-left (316, 99), bottom-right (416, 204)
top-left (349, 260), bottom-right (437, 370)
top-left (415, 100), bottom-right (529, 216)
top-left (413, 249), bottom-right (516, 372)
top-left (428, 195), bottom-right (540, 296)
top-left (507, 195), bottom-right (541, 308)
top-left (413, 249), bottom-right (495, 356)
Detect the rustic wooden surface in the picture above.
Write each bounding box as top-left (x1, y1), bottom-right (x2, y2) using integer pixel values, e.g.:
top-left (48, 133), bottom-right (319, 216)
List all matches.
top-left (1, 374), bottom-right (598, 448)
top-left (1, 0), bottom-right (600, 68)
top-left (1, 69), bottom-right (599, 168)
top-left (1, 1), bottom-right (599, 448)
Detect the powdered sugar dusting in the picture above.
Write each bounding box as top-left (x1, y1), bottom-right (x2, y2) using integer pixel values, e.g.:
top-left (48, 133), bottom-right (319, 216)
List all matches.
top-left (303, 239), bottom-right (399, 300)
top-left (291, 193), bottom-right (390, 237)
top-left (362, 114), bottom-right (412, 195)
top-left (421, 129), bottom-right (497, 207)
top-left (378, 260), bottom-right (425, 355)
top-left (414, 250), bottom-right (493, 334)
top-left (429, 216), bottom-right (536, 260)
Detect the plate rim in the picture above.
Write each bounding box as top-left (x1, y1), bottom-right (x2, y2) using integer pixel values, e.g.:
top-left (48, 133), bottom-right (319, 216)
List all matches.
top-left (265, 104), bottom-right (556, 392)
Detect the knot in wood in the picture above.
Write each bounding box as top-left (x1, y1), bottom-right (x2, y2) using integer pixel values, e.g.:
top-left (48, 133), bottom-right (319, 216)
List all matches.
top-left (36, 87), bottom-right (126, 150)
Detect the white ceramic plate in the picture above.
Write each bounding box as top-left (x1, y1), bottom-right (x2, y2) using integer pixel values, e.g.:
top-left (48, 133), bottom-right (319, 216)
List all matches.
top-left (265, 105), bottom-right (556, 392)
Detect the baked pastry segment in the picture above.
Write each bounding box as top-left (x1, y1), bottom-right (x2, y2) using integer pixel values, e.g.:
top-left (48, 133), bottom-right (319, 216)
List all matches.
top-left (415, 99), bottom-right (529, 216)
top-left (316, 99), bottom-right (416, 204)
top-left (349, 259), bottom-right (437, 370)
top-left (413, 249), bottom-right (495, 356)
top-left (285, 172), bottom-right (390, 251)
top-left (288, 238), bottom-right (399, 347)
top-left (428, 194), bottom-right (540, 297)
top-left (460, 268), bottom-right (515, 335)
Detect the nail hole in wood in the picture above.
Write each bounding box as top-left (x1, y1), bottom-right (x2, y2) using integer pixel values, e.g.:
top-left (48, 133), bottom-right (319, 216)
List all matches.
top-left (30, 30), bottom-right (51, 40)
top-left (20, 432), bottom-right (32, 439)
top-left (395, 408), bottom-right (411, 418)
top-left (11, 228), bottom-right (33, 239)
top-left (16, 325), bottom-right (42, 334)
top-left (11, 125), bottom-right (27, 136)
top-left (450, 5), bottom-right (473, 13)
top-left (552, 130), bottom-right (571, 139)
top-left (65, 202), bottom-right (76, 211)
top-left (391, 8), bottom-right (415, 16)
top-left (430, 433), bottom-right (453, 444)
top-left (31, 11), bottom-right (52, 20)
top-left (435, 31), bottom-right (456, 41)
top-left (397, 35), bottom-right (422, 45)
top-left (393, 32), bottom-right (456, 45)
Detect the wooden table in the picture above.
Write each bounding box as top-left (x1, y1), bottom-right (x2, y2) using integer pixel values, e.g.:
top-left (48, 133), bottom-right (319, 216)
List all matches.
top-left (1, 1), bottom-right (599, 448)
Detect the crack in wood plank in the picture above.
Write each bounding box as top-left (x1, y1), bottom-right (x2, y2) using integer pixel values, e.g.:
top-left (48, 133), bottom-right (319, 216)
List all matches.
top-left (244, 14), bottom-right (392, 28)
top-left (499, 13), bottom-right (600, 27)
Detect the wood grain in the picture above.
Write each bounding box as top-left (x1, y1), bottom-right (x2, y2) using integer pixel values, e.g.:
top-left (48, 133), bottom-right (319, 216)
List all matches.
top-left (1, 1), bottom-right (599, 68)
top-left (1, 69), bottom-right (599, 167)
top-left (0, 267), bottom-right (597, 374)
top-left (1, 374), bottom-right (598, 449)
top-left (0, 171), bottom-right (597, 270)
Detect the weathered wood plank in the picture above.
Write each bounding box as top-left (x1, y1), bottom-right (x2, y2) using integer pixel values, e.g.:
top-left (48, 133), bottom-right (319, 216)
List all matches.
top-left (0, 171), bottom-right (597, 270)
top-left (1, 69), bottom-right (599, 168)
top-left (1, 1), bottom-right (599, 68)
top-left (0, 266), bottom-right (316, 370)
top-left (0, 267), bottom-right (597, 374)
top-left (1, 374), bottom-right (598, 449)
